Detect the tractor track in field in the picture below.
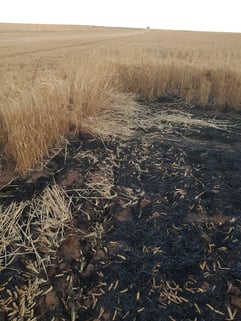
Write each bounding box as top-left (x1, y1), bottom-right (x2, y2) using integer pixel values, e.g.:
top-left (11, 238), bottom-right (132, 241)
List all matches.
top-left (0, 30), bottom-right (147, 60)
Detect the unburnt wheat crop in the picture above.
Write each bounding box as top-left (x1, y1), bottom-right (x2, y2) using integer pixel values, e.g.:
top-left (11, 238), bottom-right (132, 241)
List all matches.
top-left (0, 24), bottom-right (241, 173)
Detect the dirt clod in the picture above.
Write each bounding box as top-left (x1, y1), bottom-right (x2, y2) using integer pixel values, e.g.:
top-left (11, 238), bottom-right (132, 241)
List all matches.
top-left (93, 249), bottom-right (106, 261)
top-left (231, 296), bottom-right (241, 309)
top-left (81, 263), bottom-right (95, 278)
top-left (45, 291), bottom-right (59, 311)
top-left (58, 236), bottom-right (81, 263)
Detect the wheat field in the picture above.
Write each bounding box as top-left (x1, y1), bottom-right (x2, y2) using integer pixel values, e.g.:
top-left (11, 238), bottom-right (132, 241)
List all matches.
top-left (0, 23), bottom-right (241, 173)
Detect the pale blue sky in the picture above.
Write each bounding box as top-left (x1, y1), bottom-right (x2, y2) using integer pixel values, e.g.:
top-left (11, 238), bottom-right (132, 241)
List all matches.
top-left (0, 0), bottom-right (240, 32)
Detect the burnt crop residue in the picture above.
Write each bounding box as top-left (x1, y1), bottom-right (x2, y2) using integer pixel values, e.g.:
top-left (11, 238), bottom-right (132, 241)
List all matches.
top-left (1, 101), bottom-right (241, 321)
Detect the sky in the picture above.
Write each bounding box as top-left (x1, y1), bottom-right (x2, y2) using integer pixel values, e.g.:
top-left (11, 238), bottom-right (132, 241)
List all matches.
top-left (0, 0), bottom-right (240, 33)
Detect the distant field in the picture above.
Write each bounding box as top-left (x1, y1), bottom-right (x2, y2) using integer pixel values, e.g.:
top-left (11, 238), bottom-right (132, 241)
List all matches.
top-left (0, 23), bottom-right (241, 173)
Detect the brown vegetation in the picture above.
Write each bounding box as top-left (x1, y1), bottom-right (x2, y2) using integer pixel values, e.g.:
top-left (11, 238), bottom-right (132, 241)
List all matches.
top-left (0, 24), bottom-right (241, 173)
top-left (0, 24), bottom-right (241, 319)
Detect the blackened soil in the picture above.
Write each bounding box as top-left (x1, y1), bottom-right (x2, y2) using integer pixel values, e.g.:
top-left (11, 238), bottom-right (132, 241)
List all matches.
top-left (1, 101), bottom-right (241, 321)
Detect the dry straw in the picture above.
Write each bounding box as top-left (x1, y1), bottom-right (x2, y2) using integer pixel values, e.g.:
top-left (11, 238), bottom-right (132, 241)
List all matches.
top-left (0, 185), bottom-right (72, 320)
top-left (0, 185), bottom-right (72, 270)
top-left (0, 26), bottom-right (241, 172)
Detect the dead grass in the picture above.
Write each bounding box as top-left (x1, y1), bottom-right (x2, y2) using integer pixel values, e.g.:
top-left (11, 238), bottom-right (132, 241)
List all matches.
top-left (0, 24), bottom-right (241, 173)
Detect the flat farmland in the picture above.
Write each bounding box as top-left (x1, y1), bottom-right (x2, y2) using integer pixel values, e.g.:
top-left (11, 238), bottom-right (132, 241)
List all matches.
top-left (0, 24), bottom-right (241, 321)
top-left (1, 24), bottom-right (241, 173)
top-left (0, 24), bottom-right (146, 60)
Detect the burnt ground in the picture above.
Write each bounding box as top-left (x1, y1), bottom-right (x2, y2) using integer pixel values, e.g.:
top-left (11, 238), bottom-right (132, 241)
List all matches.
top-left (1, 100), bottom-right (241, 321)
